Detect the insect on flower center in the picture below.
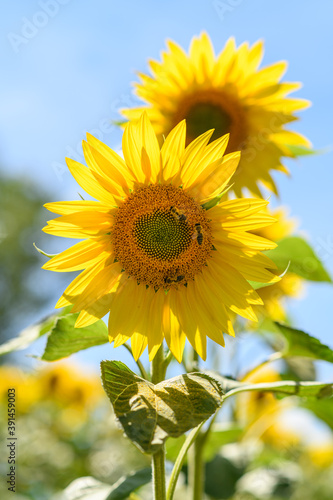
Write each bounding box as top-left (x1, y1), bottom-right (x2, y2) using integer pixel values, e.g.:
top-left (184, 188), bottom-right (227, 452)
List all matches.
top-left (134, 210), bottom-right (192, 260)
top-left (111, 185), bottom-right (212, 289)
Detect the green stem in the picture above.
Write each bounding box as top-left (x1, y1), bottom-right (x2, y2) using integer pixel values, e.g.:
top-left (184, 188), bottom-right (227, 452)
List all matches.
top-left (123, 342), bottom-right (150, 380)
top-left (162, 349), bottom-right (174, 372)
top-left (151, 345), bottom-right (166, 500)
top-left (186, 347), bottom-right (204, 500)
top-left (166, 423), bottom-right (204, 500)
top-left (189, 432), bottom-right (205, 500)
top-left (190, 348), bottom-right (199, 372)
top-left (152, 449), bottom-right (166, 500)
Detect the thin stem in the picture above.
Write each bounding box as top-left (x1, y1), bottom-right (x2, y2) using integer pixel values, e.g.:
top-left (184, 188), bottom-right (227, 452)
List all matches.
top-left (188, 432), bottom-right (205, 500)
top-left (166, 423), bottom-right (204, 500)
top-left (187, 346), bottom-right (204, 500)
top-left (188, 413), bottom-right (219, 500)
top-left (123, 342), bottom-right (150, 380)
top-left (200, 411), bottom-right (218, 448)
top-left (162, 349), bottom-right (174, 372)
top-left (190, 348), bottom-right (199, 372)
top-left (151, 345), bottom-right (166, 500)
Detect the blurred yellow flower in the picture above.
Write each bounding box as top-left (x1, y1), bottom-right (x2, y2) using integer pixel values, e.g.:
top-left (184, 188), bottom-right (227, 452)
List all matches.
top-left (38, 363), bottom-right (104, 409)
top-left (306, 442), bottom-right (333, 468)
top-left (236, 367), bottom-right (300, 449)
top-left (253, 206), bottom-right (305, 321)
top-left (0, 363), bottom-right (104, 427)
top-left (121, 32), bottom-right (310, 198)
top-left (0, 365), bottom-right (42, 413)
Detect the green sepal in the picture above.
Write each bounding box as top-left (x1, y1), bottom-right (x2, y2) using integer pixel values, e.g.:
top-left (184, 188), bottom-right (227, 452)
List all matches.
top-left (286, 144), bottom-right (327, 156)
top-left (202, 184), bottom-right (234, 210)
top-left (33, 242), bottom-right (58, 258)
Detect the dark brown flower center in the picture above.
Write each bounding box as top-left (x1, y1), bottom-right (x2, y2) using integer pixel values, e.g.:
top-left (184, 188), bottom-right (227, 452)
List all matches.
top-left (170, 89), bottom-right (247, 151)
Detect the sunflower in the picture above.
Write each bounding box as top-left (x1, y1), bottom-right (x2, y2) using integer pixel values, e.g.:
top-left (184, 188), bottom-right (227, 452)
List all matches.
top-left (253, 206), bottom-right (304, 321)
top-left (43, 113), bottom-right (279, 362)
top-left (235, 367), bottom-right (299, 448)
top-left (121, 33), bottom-right (310, 198)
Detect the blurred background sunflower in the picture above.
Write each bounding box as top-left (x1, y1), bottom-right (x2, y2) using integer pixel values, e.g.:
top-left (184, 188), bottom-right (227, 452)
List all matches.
top-left (121, 32), bottom-right (310, 198)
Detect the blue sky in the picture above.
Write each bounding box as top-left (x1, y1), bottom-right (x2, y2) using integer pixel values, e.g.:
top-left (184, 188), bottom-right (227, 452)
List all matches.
top-left (1, 0), bottom-right (333, 380)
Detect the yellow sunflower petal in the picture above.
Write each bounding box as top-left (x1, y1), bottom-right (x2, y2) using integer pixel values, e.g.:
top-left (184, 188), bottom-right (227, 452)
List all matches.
top-left (56, 259), bottom-right (108, 308)
top-left (43, 211), bottom-right (112, 239)
top-left (75, 295), bottom-right (111, 328)
top-left (85, 133), bottom-right (134, 188)
top-left (173, 288), bottom-right (206, 359)
top-left (163, 290), bottom-right (186, 363)
top-left (71, 262), bottom-right (122, 313)
top-left (187, 151), bottom-right (240, 201)
top-left (108, 279), bottom-right (143, 340)
top-left (161, 120), bottom-right (186, 180)
top-left (42, 238), bottom-right (110, 272)
top-left (181, 129), bottom-right (214, 180)
top-left (130, 332), bottom-right (148, 361)
top-left (147, 289), bottom-right (164, 360)
top-left (83, 141), bottom-right (129, 196)
top-left (65, 158), bottom-right (116, 205)
top-left (44, 200), bottom-right (112, 215)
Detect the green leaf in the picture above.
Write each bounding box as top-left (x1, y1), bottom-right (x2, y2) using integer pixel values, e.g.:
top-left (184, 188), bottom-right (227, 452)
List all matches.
top-left (205, 453), bottom-right (244, 499)
top-left (0, 308), bottom-right (69, 356)
top-left (107, 467), bottom-right (151, 499)
top-left (165, 436), bottom-right (186, 463)
top-left (265, 236), bottom-right (332, 282)
top-left (41, 313), bottom-right (108, 361)
top-left (273, 322), bottom-right (333, 363)
top-left (203, 423), bottom-right (243, 461)
top-left (101, 361), bottom-right (224, 454)
top-left (62, 476), bottom-right (113, 500)
top-left (62, 469), bottom-right (151, 500)
top-left (282, 357), bottom-right (317, 382)
top-left (165, 424), bottom-right (240, 464)
top-left (302, 399), bottom-right (333, 431)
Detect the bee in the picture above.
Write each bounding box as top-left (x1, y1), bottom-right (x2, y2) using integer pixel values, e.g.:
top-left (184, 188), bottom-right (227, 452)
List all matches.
top-left (164, 275), bottom-right (185, 284)
top-left (170, 206), bottom-right (187, 222)
top-left (192, 223), bottom-right (203, 245)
